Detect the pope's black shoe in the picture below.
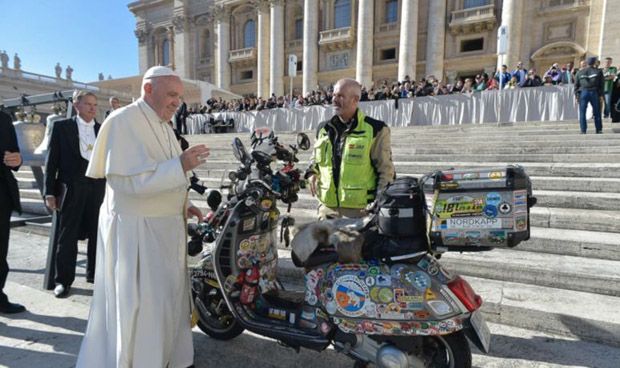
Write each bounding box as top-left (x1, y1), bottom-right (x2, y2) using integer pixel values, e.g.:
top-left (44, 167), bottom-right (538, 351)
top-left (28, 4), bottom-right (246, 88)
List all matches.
top-left (53, 284), bottom-right (70, 298)
top-left (0, 301), bottom-right (26, 314)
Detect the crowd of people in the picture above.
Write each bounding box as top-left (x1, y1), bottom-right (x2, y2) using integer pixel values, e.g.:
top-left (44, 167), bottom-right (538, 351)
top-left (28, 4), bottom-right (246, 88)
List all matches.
top-left (192, 59), bottom-right (618, 114)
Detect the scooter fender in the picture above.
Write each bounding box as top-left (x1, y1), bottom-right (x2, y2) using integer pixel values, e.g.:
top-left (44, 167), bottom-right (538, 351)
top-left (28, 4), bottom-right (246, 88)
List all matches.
top-left (305, 258), bottom-right (468, 336)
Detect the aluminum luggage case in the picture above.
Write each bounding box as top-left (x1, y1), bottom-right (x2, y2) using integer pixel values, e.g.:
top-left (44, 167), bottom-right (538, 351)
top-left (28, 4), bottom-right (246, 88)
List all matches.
top-left (423, 165), bottom-right (534, 252)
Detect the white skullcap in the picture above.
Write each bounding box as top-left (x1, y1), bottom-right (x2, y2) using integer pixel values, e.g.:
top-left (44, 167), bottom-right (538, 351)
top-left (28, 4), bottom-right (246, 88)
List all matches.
top-left (143, 66), bottom-right (179, 80)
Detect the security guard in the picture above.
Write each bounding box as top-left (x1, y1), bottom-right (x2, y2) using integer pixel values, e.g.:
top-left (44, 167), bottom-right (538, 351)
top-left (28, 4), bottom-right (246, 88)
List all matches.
top-left (307, 78), bottom-right (395, 220)
top-left (575, 56), bottom-right (605, 134)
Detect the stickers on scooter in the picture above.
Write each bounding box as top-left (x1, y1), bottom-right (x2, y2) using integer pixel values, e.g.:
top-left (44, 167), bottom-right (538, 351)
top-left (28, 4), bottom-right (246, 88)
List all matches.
top-left (333, 275), bottom-right (369, 317)
top-left (305, 292), bottom-right (318, 306)
top-left (425, 289), bottom-right (437, 301)
top-left (483, 205), bottom-right (498, 218)
top-left (376, 274), bottom-right (392, 287)
top-left (364, 276), bottom-right (376, 287)
top-left (516, 215), bottom-right (528, 231)
top-left (325, 300), bottom-right (337, 315)
top-left (426, 300), bottom-right (454, 317)
top-left (377, 288), bottom-right (394, 304)
top-left (405, 271), bottom-right (431, 292)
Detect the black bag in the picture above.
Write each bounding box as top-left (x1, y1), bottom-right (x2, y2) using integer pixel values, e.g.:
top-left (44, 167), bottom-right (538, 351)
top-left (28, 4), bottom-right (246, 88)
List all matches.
top-left (375, 176), bottom-right (428, 243)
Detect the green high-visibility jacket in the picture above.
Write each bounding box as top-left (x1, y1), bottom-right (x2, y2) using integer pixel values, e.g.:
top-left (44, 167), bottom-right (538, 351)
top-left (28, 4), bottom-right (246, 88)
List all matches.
top-left (314, 110), bottom-right (378, 209)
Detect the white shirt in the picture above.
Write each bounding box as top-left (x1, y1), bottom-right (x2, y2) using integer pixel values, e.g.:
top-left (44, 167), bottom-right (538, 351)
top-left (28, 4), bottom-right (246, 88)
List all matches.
top-left (76, 115), bottom-right (96, 161)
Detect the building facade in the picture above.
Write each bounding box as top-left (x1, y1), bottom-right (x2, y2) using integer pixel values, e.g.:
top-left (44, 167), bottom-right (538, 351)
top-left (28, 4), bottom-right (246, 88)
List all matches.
top-left (129, 0), bottom-right (620, 98)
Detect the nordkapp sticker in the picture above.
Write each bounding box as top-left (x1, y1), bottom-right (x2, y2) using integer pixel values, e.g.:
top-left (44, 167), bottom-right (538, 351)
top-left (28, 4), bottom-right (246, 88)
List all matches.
top-left (443, 217), bottom-right (501, 229)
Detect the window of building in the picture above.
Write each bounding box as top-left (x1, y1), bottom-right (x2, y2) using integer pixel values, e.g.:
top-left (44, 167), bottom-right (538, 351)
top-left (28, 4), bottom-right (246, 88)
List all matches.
top-left (380, 48), bottom-right (397, 61)
top-left (244, 19), bottom-right (256, 48)
top-left (463, 0), bottom-right (489, 9)
top-left (297, 60), bottom-right (303, 72)
top-left (460, 38), bottom-right (484, 52)
top-left (334, 0), bottom-right (351, 28)
top-left (385, 0), bottom-right (398, 23)
top-left (162, 39), bottom-right (170, 66)
top-left (201, 30), bottom-right (210, 60)
top-left (240, 70), bottom-right (253, 80)
top-left (295, 18), bottom-right (303, 39)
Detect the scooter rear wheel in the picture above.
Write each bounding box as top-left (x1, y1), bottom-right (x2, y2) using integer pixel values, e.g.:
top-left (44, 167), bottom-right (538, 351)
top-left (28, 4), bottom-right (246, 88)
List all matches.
top-left (418, 331), bottom-right (472, 368)
top-left (193, 283), bottom-right (244, 340)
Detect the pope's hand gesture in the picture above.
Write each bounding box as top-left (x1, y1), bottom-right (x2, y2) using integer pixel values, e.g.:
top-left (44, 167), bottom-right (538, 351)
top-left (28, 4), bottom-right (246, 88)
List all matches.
top-left (181, 145), bottom-right (210, 172)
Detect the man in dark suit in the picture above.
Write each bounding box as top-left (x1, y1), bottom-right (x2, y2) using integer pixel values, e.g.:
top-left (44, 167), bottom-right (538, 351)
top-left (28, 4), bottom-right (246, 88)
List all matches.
top-left (104, 96), bottom-right (120, 119)
top-left (44, 91), bottom-right (105, 298)
top-left (0, 111), bottom-right (26, 314)
top-left (175, 99), bottom-right (188, 135)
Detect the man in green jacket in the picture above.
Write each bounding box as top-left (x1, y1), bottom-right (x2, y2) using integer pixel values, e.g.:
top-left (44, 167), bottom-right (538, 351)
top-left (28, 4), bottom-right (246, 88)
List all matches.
top-left (307, 78), bottom-right (395, 220)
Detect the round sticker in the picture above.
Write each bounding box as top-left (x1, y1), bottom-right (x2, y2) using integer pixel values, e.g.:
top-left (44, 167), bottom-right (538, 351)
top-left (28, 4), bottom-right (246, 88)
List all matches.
top-left (369, 287), bottom-right (380, 302)
top-left (498, 202), bottom-right (512, 214)
top-left (325, 301), bottom-right (337, 315)
top-left (237, 256), bottom-right (251, 269)
top-left (483, 205), bottom-right (498, 218)
top-left (239, 239), bottom-right (252, 252)
top-left (306, 293), bottom-right (318, 306)
top-left (378, 288), bottom-right (394, 304)
top-left (365, 276), bottom-right (376, 287)
top-left (333, 275), bottom-right (369, 317)
top-left (486, 192), bottom-right (502, 206)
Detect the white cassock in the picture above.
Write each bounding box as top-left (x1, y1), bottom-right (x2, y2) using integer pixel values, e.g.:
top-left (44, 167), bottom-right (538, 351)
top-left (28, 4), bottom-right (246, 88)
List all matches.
top-left (76, 98), bottom-right (193, 368)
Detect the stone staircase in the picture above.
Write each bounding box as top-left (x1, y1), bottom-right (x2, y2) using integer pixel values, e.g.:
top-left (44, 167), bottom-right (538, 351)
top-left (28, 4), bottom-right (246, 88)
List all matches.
top-left (14, 119), bottom-right (620, 348)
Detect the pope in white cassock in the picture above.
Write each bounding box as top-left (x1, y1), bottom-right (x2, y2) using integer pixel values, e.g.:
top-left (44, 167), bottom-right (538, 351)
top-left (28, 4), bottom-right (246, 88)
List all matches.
top-left (76, 66), bottom-right (210, 368)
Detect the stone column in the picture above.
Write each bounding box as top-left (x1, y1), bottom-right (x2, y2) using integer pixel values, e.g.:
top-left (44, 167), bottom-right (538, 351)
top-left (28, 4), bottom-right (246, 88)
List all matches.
top-left (303, 0), bottom-right (319, 96)
top-left (171, 2), bottom-right (191, 78)
top-left (356, 0), bottom-right (374, 87)
top-left (257, 1), bottom-right (271, 98)
top-left (398, 0), bottom-right (418, 81)
top-left (599, 0), bottom-right (620, 62)
top-left (134, 21), bottom-right (151, 74)
top-left (167, 27), bottom-right (176, 69)
top-left (497, 0), bottom-right (523, 70)
top-left (270, 0), bottom-right (285, 97)
top-left (215, 6), bottom-right (231, 90)
top-left (425, 0), bottom-right (446, 79)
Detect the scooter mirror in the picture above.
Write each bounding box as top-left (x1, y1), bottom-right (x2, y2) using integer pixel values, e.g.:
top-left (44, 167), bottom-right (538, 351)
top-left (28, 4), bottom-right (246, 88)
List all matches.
top-left (232, 137), bottom-right (250, 165)
top-left (206, 189), bottom-right (222, 211)
top-left (297, 133), bottom-right (311, 151)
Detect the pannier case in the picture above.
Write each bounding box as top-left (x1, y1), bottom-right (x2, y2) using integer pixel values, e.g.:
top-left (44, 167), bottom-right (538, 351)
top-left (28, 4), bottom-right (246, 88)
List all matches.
top-left (424, 165), bottom-right (533, 251)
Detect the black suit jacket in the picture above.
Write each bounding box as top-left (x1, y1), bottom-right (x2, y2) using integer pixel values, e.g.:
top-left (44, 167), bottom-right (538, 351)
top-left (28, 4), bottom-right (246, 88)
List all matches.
top-left (0, 111), bottom-right (21, 213)
top-left (44, 116), bottom-right (101, 197)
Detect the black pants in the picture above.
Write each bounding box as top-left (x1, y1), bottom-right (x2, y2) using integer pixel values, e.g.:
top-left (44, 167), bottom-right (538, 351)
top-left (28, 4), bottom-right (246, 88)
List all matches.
top-left (176, 117), bottom-right (187, 135)
top-left (54, 178), bottom-right (105, 287)
top-left (0, 179), bottom-right (13, 304)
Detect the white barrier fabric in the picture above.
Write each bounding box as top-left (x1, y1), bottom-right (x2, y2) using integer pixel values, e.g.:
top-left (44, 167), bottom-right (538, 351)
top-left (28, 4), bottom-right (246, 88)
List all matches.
top-left (186, 85), bottom-right (579, 133)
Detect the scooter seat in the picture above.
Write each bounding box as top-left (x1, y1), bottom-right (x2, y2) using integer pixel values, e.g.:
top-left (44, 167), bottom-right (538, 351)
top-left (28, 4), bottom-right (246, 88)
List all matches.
top-left (292, 247), bottom-right (339, 268)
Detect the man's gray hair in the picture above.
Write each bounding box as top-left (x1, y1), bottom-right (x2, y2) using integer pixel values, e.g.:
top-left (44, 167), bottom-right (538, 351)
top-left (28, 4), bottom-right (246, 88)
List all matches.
top-left (109, 96), bottom-right (119, 104)
top-left (336, 78), bottom-right (362, 99)
top-left (73, 90), bottom-right (97, 104)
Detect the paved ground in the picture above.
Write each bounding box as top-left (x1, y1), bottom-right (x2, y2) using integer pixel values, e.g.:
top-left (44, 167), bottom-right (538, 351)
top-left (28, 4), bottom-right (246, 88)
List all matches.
top-left (1, 230), bottom-right (620, 368)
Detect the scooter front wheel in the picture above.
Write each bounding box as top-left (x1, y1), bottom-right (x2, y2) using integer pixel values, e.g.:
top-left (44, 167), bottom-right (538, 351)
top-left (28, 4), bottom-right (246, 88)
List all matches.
top-left (193, 283), bottom-right (244, 340)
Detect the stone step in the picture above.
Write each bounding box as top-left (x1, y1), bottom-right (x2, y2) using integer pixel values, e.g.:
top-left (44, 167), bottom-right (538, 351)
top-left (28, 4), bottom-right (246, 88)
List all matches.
top-left (533, 190), bottom-right (620, 211)
top-left (192, 160), bottom-right (620, 178)
top-left (187, 172), bottom-right (620, 194)
top-left (522, 227), bottom-right (620, 261)
top-left (274, 250), bottom-right (620, 348)
top-left (439, 248), bottom-right (620, 297)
